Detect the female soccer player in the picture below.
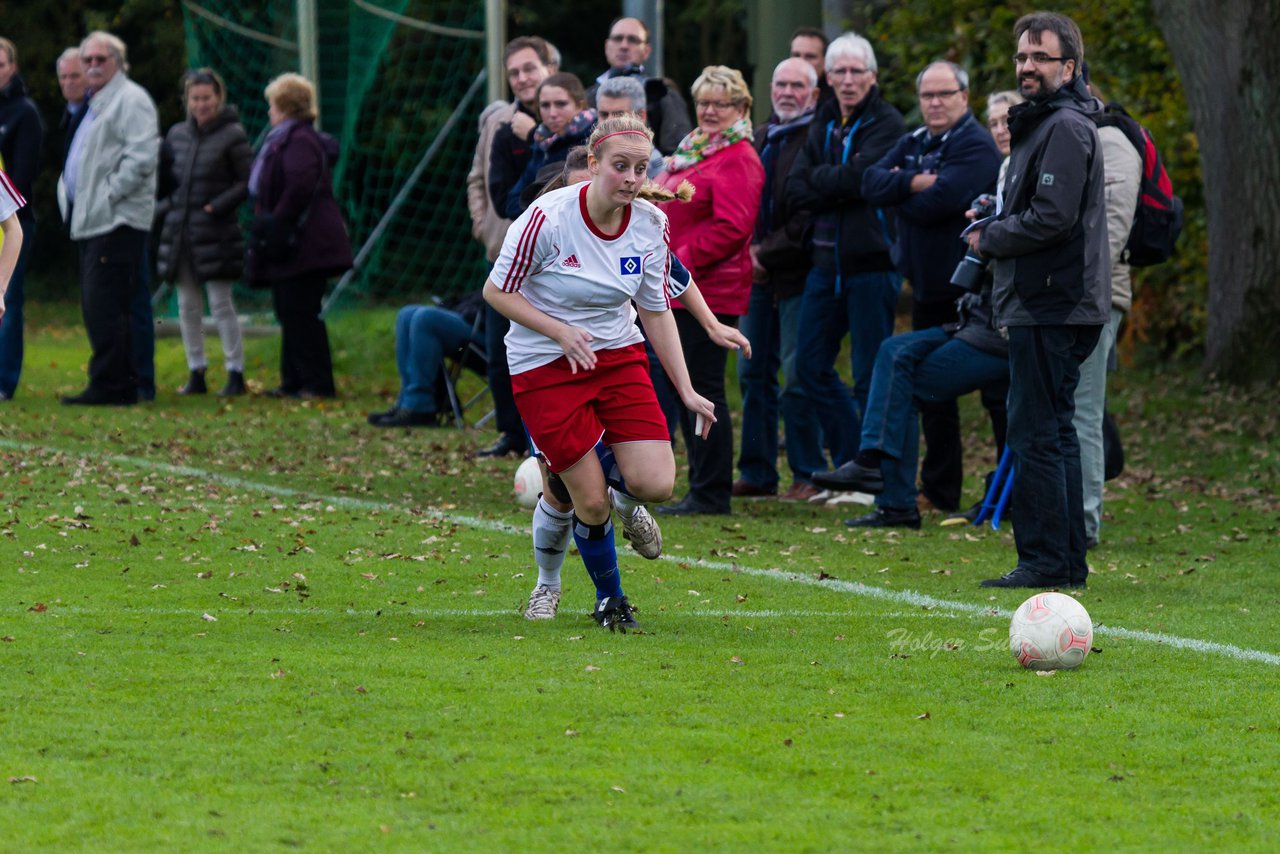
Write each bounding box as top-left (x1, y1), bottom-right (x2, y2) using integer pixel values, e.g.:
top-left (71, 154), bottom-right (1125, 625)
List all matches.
top-left (485, 115), bottom-right (715, 632)
top-left (0, 168), bottom-right (26, 322)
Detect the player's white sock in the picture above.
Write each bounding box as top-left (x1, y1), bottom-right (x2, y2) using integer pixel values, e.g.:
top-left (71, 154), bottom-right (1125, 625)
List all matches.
top-left (533, 496), bottom-right (573, 588)
top-left (609, 487), bottom-right (642, 520)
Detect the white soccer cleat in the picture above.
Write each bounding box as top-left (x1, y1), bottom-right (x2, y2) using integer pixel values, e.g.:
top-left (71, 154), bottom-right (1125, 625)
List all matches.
top-left (619, 504), bottom-right (662, 559)
top-left (523, 584), bottom-right (561, 620)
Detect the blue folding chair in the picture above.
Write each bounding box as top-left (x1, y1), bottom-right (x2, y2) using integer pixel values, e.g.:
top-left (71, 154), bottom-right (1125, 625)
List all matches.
top-left (973, 446), bottom-right (1015, 530)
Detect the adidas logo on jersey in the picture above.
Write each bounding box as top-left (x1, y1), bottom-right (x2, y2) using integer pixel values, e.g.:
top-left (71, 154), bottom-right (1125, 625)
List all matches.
top-left (561, 254), bottom-right (581, 268)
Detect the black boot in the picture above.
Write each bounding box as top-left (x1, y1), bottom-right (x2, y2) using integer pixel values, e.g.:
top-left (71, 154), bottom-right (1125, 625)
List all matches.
top-left (178, 369), bottom-right (208, 395)
top-left (218, 370), bottom-right (246, 397)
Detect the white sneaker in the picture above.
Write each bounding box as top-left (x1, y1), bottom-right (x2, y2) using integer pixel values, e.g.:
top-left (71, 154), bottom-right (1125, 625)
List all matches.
top-left (807, 488), bottom-right (833, 505)
top-left (619, 504), bottom-right (662, 559)
top-left (825, 491), bottom-right (876, 507)
top-left (523, 584), bottom-right (561, 620)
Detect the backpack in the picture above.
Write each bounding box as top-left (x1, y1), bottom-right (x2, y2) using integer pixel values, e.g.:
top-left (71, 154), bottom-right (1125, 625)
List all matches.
top-left (1095, 103), bottom-right (1184, 267)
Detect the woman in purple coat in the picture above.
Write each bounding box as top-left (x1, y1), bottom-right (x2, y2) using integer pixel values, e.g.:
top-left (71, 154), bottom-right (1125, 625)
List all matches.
top-left (247, 73), bottom-right (352, 398)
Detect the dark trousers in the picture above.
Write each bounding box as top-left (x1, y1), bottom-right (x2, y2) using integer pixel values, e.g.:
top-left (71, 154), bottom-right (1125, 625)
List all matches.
top-left (132, 236), bottom-right (156, 400)
top-left (79, 226), bottom-right (146, 399)
top-left (484, 304), bottom-right (527, 447)
top-left (1006, 324), bottom-right (1102, 581)
top-left (913, 296), bottom-right (963, 510)
top-left (664, 309), bottom-right (736, 512)
top-left (271, 273), bottom-right (335, 396)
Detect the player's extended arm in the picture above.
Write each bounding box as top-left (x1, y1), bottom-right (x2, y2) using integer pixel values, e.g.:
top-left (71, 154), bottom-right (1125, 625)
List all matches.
top-left (677, 282), bottom-right (752, 359)
top-left (635, 305), bottom-right (716, 438)
top-left (483, 278), bottom-right (598, 373)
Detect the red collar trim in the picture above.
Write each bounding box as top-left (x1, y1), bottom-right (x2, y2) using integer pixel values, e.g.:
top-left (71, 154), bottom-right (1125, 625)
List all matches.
top-left (579, 183), bottom-right (630, 241)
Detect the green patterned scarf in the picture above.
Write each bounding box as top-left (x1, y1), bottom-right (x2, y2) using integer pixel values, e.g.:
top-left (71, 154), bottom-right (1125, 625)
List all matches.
top-left (664, 116), bottom-right (753, 173)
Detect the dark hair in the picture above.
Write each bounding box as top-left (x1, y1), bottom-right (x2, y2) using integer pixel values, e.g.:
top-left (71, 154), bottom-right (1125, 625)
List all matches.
top-left (538, 72), bottom-right (588, 110)
top-left (504, 36), bottom-right (556, 67)
top-left (1014, 12), bottom-right (1085, 66)
top-left (790, 26), bottom-right (828, 50)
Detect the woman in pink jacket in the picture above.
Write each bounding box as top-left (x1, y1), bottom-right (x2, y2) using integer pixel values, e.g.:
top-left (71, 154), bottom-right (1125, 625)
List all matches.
top-left (653, 65), bottom-right (764, 515)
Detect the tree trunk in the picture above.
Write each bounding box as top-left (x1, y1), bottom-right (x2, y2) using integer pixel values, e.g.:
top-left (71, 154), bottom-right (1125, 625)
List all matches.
top-left (1151, 0), bottom-right (1280, 384)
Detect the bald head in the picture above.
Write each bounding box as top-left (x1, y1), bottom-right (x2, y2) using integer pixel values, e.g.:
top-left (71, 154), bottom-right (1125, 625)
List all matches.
top-left (771, 57), bottom-right (818, 121)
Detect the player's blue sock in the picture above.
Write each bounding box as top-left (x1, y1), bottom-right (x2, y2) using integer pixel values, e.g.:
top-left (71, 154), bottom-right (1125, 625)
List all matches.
top-left (595, 443), bottom-right (630, 496)
top-left (572, 514), bottom-right (624, 600)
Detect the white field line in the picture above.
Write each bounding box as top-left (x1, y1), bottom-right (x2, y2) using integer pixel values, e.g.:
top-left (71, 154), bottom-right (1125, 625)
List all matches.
top-left (4, 439), bottom-right (1278, 667)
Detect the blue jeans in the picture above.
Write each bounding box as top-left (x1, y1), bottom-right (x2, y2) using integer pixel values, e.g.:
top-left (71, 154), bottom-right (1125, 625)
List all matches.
top-left (395, 306), bottom-right (478, 413)
top-left (794, 266), bottom-right (900, 474)
top-left (860, 328), bottom-right (1009, 510)
top-left (0, 213), bottom-right (35, 397)
top-left (1006, 324), bottom-right (1102, 579)
top-left (736, 284), bottom-right (811, 488)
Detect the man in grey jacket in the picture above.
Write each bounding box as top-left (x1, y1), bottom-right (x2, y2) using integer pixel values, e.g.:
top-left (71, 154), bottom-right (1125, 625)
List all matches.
top-left (57, 31), bottom-right (158, 406)
top-left (965, 12), bottom-right (1109, 588)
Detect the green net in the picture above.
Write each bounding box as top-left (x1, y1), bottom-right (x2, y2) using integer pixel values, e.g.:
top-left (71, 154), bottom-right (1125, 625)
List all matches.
top-left (179, 0), bottom-right (492, 313)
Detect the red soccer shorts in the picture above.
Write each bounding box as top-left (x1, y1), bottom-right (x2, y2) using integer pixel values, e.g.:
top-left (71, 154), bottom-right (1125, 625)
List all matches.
top-left (511, 343), bottom-right (670, 472)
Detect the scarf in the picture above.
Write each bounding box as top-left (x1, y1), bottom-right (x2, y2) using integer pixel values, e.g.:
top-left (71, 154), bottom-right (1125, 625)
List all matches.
top-left (248, 119), bottom-right (298, 198)
top-left (533, 109), bottom-right (597, 152)
top-left (664, 116), bottom-right (753, 173)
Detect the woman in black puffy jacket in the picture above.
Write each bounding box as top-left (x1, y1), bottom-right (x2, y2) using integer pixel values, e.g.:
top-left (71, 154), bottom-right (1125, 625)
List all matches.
top-left (155, 68), bottom-right (251, 396)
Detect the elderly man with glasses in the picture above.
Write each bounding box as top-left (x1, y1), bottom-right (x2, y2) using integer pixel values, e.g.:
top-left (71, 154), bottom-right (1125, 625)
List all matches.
top-left (810, 61), bottom-right (1005, 527)
top-left (585, 16), bottom-right (691, 155)
top-left (783, 31), bottom-right (905, 501)
top-left (57, 31), bottom-right (159, 406)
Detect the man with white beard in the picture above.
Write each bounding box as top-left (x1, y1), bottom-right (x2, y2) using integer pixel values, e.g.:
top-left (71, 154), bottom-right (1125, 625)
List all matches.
top-left (732, 58), bottom-right (823, 502)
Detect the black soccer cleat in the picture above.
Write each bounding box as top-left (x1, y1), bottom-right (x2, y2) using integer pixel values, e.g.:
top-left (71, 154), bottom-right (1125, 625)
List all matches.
top-left (592, 596), bottom-right (639, 633)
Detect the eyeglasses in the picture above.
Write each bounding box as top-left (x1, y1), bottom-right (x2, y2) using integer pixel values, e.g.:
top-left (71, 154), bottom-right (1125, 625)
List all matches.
top-left (919, 88), bottom-right (962, 102)
top-left (695, 99), bottom-right (739, 112)
top-left (82, 54), bottom-right (112, 66)
top-left (1013, 52), bottom-right (1068, 66)
top-left (608, 34), bottom-right (646, 45)
top-left (829, 66), bottom-right (871, 78)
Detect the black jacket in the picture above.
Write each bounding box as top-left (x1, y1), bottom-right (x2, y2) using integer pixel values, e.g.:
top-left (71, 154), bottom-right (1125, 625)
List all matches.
top-left (785, 87), bottom-right (905, 277)
top-left (751, 111), bottom-right (814, 299)
top-left (155, 106), bottom-right (252, 282)
top-left (487, 102), bottom-right (538, 214)
top-left (0, 74), bottom-right (44, 212)
top-left (861, 112), bottom-right (1002, 304)
top-left (981, 77), bottom-right (1109, 326)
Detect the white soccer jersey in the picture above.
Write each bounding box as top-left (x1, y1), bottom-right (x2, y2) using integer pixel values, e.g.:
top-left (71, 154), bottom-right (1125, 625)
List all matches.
top-left (490, 183), bottom-right (677, 375)
top-left (0, 169), bottom-right (25, 221)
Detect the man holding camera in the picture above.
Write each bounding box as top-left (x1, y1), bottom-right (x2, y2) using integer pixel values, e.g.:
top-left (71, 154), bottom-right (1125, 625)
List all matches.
top-left (967, 12), bottom-right (1109, 588)
top-left (853, 61), bottom-right (1002, 516)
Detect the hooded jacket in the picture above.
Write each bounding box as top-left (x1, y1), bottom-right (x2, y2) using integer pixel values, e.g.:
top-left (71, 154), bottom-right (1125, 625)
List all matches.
top-left (155, 106), bottom-right (252, 282)
top-left (979, 76), bottom-right (1109, 327)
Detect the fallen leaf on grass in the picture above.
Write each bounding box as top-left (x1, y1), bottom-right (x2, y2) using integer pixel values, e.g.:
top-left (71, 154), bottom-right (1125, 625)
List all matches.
top-left (196, 571), bottom-right (212, 579)
top-left (28, 603), bottom-right (47, 613)
top-left (611, 786), bottom-right (626, 794)
top-left (584, 665), bottom-right (601, 672)
top-left (355, 685), bottom-right (368, 694)
top-left (271, 669), bottom-right (286, 679)
top-left (564, 729), bottom-right (580, 737)
top-left (201, 613), bottom-right (217, 622)
top-left (8, 776), bottom-right (37, 784)
top-left (1035, 669), bottom-right (1058, 677)
top-left (916, 712), bottom-right (931, 720)
top-left (1, 636), bottom-right (13, 643)
top-left (729, 656), bottom-right (744, 665)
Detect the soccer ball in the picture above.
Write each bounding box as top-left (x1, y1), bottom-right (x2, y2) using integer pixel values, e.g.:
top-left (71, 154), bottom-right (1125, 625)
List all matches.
top-left (1009, 592), bottom-right (1093, 670)
top-left (513, 456), bottom-right (541, 509)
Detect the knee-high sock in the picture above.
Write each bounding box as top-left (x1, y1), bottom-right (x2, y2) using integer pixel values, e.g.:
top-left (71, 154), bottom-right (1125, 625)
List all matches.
top-left (532, 496), bottom-right (572, 588)
top-left (572, 514), bottom-right (624, 600)
top-left (596, 443), bottom-right (640, 518)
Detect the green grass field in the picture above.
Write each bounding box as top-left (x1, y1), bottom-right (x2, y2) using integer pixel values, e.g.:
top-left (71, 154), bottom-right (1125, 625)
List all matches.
top-left (1, 304), bottom-right (1277, 851)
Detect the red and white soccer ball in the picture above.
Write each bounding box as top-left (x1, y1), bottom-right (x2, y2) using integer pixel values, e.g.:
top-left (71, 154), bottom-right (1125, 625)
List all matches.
top-left (513, 456), bottom-right (541, 509)
top-left (1009, 592), bottom-right (1093, 670)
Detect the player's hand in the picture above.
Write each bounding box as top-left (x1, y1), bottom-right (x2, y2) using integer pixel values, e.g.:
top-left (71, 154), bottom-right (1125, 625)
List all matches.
top-left (679, 390), bottom-right (716, 439)
top-left (556, 324), bottom-right (596, 373)
top-left (706, 322), bottom-right (752, 359)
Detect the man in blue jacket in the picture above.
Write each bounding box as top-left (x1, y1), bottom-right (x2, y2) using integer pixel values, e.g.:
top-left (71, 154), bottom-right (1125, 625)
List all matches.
top-left (785, 32), bottom-right (905, 482)
top-left (814, 61), bottom-right (1002, 523)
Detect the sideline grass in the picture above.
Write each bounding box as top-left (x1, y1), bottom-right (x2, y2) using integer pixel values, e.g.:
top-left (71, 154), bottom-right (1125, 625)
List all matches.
top-left (1, 304), bottom-right (1277, 850)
